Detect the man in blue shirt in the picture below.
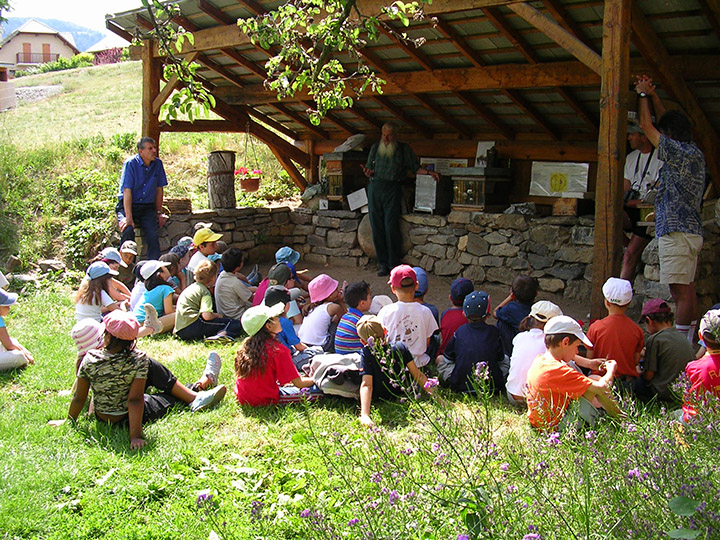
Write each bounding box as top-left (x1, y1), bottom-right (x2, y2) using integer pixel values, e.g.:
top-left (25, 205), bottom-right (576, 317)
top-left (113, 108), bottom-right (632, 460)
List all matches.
top-left (116, 137), bottom-right (168, 260)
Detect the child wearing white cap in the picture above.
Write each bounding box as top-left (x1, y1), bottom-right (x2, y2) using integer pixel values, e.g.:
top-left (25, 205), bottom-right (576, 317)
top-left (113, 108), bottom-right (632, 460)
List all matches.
top-left (526, 316), bottom-right (624, 431)
top-left (0, 289), bottom-right (34, 370)
top-left (586, 277), bottom-right (644, 382)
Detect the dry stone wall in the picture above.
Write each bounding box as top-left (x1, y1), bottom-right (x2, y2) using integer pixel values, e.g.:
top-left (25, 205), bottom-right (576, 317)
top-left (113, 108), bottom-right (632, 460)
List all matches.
top-left (152, 206), bottom-right (718, 314)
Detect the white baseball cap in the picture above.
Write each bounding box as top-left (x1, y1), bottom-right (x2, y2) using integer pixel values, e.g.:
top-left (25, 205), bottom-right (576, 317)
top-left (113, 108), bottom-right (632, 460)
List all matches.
top-left (140, 260), bottom-right (171, 280)
top-left (602, 277), bottom-right (633, 306)
top-left (529, 300), bottom-right (563, 322)
top-left (544, 315), bottom-right (593, 348)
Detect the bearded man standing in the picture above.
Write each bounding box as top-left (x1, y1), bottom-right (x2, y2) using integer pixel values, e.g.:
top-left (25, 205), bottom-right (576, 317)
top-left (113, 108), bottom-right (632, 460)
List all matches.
top-left (361, 123), bottom-right (439, 276)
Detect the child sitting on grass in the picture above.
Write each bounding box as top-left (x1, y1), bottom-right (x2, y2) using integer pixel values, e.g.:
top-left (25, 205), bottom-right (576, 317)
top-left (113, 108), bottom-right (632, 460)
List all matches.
top-left (275, 246), bottom-right (313, 290)
top-left (96, 247), bottom-right (132, 301)
top-left (586, 277), bottom-right (644, 383)
top-left (334, 280), bottom-right (372, 355)
top-left (439, 277), bottom-right (474, 357)
top-left (357, 315), bottom-right (432, 426)
top-left (526, 316), bottom-right (624, 431)
top-left (234, 303), bottom-right (322, 406)
top-left (133, 260), bottom-right (175, 334)
top-left (214, 248), bottom-right (255, 321)
top-left (0, 289), bottom-right (34, 370)
top-left (187, 227), bottom-right (223, 278)
top-left (298, 274), bottom-right (346, 352)
top-left (412, 267), bottom-right (439, 323)
top-left (117, 241), bottom-right (137, 290)
top-left (634, 299), bottom-right (694, 402)
top-left (62, 310), bottom-right (226, 450)
top-left (173, 260), bottom-right (243, 342)
top-left (437, 291), bottom-right (505, 394)
top-left (494, 275), bottom-right (538, 357)
top-left (682, 309), bottom-right (720, 422)
top-left (377, 265), bottom-right (438, 368)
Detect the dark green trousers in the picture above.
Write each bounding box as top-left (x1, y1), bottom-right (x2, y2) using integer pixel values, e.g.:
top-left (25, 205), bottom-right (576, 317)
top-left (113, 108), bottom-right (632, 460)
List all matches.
top-left (367, 180), bottom-right (402, 269)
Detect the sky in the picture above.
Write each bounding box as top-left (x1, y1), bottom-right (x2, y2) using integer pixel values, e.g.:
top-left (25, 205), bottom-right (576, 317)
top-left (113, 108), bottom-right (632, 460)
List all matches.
top-left (6, 0), bottom-right (143, 32)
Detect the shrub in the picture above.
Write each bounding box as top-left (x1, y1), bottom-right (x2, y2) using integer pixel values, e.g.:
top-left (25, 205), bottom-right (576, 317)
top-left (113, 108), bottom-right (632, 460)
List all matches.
top-left (93, 48), bottom-right (123, 66)
top-left (36, 53), bottom-right (94, 74)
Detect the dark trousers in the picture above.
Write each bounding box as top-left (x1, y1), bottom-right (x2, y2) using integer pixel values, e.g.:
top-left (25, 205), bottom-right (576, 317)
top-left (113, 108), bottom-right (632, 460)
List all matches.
top-left (367, 180), bottom-right (403, 270)
top-left (116, 200), bottom-right (161, 260)
top-left (175, 316), bottom-right (243, 341)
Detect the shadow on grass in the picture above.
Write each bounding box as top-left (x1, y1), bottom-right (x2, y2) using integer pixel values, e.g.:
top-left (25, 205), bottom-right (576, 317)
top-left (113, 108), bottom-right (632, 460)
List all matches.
top-left (0, 365), bottom-right (31, 389)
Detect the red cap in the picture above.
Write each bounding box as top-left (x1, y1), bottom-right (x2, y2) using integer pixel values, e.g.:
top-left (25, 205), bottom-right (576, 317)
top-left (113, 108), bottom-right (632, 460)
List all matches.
top-left (641, 298), bottom-right (672, 317)
top-left (388, 265), bottom-right (417, 288)
top-left (104, 310), bottom-right (140, 341)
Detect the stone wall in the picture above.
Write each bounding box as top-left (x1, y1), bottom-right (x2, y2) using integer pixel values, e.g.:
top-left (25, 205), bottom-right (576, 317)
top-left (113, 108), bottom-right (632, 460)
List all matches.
top-left (153, 206), bottom-right (719, 314)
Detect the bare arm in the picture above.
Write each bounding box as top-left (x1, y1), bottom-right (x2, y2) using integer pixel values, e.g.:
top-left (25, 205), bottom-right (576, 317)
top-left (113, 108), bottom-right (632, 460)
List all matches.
top-left (493, 292), bottom-right (513, 318)
top-left (0, 326), bottom-right (15, 351)
top-left (123, 188), bottom-right (134, 228)
top-left (200, 311), bottom-right (220, 321)
top-left (155, 186), bottom-right (164, 214)
top-left (290, 375), bottom-right (315, 388)
top-left (407, 361), bottom-right (432, 393)
top-left (574, 354), bottom-right (603, 371)
top-left (327, 302), bottom-right (347, 322)
top-left (127, 377), bottom-right (146, 450)
top-left (162, 294), bottom-right (175, 315)
top-left (68, 377), bottom-right (90, 421)
top-left (359, 375), bottom-right (374, 425)
top-left (635, 77), bottom-right (661, 147)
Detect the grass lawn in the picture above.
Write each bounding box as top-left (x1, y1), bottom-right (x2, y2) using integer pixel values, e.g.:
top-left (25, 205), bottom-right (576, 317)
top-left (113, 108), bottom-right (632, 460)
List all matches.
top-left (1, 284), bottom-right (719, 539)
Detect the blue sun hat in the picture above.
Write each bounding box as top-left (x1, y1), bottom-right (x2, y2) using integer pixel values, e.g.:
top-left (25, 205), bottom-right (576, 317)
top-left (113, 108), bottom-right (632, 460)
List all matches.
top-left (412, 267), bottom-right (429, 298)
top-left (275, 246), bottom-right (300, 265)
top-left (0, 288), bottom-right (18, 306)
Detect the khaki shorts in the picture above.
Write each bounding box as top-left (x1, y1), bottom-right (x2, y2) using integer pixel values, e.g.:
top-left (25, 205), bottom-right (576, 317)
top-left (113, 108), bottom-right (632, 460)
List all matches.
top-left (658, 232), bottom-right (703, 285)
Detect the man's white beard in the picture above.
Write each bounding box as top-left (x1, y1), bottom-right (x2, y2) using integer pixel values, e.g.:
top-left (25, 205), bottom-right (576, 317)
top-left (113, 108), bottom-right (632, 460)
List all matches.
top-left (378, 141), bottom-right (397, 158)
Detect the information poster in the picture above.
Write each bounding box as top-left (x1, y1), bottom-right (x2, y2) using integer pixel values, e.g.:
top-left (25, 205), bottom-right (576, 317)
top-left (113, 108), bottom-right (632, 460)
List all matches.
top-left (420, 157), bottom-right (468, 175)
top-left (529, 161), bottom-right (589, 198)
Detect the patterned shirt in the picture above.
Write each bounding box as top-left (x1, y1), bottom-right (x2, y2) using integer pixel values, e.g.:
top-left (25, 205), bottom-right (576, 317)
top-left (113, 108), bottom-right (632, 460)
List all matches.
top-left (365, 142), bottom-right (420, 183)
top-left (655, 135), bottom-right (705, 238)
top-left (334, 307), bottom-right (364, 354)
top-left (78, 348), bottom-right (150, 415)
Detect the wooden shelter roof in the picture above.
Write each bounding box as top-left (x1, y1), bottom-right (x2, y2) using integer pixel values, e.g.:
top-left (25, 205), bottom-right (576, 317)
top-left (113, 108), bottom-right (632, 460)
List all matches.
top-left (106, 0), bottom-right (720, 146)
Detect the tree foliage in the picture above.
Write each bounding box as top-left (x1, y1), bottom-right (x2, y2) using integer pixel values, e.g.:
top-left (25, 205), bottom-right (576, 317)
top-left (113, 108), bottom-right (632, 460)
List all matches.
top-left (0, 1), bottom-right (11, 25)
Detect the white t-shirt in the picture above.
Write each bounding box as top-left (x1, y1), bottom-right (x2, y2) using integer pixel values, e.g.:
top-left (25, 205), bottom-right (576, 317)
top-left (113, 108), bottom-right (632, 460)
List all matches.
top-left (505, 328), bottom-right (546, 397)
top-left (75, 290), bottom-right (115, 322)
top-left (130, 282), bottom-right (146, 311)
top-left (377, 301), bottom-right (438, 368)
top-left (624, 148), bottom-right (663, 197)
top-left (298, 303), bottom-right (332, 346)
top-left (214, 271), bottom-right (252, 320)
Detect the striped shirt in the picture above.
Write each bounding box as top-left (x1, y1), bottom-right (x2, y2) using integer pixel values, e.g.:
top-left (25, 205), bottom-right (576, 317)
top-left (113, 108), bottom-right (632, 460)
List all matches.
top-left (334, 307), bottom-right (364, 354)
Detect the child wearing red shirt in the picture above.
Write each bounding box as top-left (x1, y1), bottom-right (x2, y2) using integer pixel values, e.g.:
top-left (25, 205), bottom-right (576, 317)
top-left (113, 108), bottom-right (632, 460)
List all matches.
top-left (682, 309), bottom-right (720, 421)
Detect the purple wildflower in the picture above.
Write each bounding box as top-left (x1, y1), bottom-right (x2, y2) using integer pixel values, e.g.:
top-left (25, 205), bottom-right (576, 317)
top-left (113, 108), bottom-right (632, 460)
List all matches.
top-left (196, 493), bottom-right (213, 507)
top-left (300, 509), bottom-right (311, 518)
top-left (388, 490), bottom-right (399, 505)
top-left (627, 468), bottom-right (642, 480)
top-left (523, 535), bottom-right (542, 540)
top-left (424, 377), bottom-right (439, 390)
top-left (500, 462), bottom-right (509, 471)
top-left (371, 472), bottom-right (382, 484)
top-left (457, 535), bottom-right (470, 540)
top-left (348, 518), bottom-right (359, 526)
top-left (547, 432), bottom-right (561, 446)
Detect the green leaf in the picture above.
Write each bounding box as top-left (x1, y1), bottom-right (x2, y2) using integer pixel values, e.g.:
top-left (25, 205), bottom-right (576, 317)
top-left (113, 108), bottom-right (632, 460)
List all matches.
top-left (669, 496), bottom-right (700, 517)
top-left (667, 529), bottom-right (701, 539)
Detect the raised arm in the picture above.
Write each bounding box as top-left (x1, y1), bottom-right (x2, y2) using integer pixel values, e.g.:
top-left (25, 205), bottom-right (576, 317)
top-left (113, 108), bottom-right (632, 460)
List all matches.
top-left (635, 76), bottom-right (661, 147)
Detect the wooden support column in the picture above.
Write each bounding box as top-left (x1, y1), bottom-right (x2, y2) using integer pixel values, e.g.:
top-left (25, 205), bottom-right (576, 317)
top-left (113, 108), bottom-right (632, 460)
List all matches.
top-left (141, 39), bottom-right (162, 146)
top-left (591, 0), bottom-right (630, 320)
top-left (306, 140), bottom-right (319, 185)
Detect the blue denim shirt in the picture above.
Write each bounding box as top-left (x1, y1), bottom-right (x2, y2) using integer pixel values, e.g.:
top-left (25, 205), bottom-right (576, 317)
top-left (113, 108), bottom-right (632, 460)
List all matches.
top-left (117, 154), bottom-right (168, 204)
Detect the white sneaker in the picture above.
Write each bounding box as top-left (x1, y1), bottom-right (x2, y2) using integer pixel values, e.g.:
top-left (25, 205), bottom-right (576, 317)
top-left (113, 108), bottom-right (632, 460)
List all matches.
top-left (190, 384), bottom-right (227, 412)
top-left (204, 351), bottom-right (222, 387)
top-left (143, 304), bottom-right (163, 335)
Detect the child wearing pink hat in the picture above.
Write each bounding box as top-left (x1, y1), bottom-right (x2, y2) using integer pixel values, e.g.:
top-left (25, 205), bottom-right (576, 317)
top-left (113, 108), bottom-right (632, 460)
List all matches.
top-left (62, 310), bottom-right (226, 450)
top-left (297, 274), bottom-right (346, 351)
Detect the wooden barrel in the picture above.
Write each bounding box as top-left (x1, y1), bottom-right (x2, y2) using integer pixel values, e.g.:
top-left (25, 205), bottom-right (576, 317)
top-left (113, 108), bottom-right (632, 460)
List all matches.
top-left (207, 151), bottom-right (236, 209)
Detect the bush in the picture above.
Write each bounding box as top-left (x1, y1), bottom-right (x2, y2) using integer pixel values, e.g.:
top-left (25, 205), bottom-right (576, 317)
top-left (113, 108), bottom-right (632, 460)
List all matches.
top-left (93, 48), bottom-right (123, 66)
top-left (36, 53), bottom-right (94, 74)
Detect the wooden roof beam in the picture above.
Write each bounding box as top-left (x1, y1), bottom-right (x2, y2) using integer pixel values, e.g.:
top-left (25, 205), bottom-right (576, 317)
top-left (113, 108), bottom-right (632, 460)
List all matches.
top-left (197, 54), bottom-right (246, 88)
top-left (503, 89), bottom-right (559, 140)
top-left (270, 103), bottom-right (329, 139)
top-left (413, 93), bottom-right (474, 139)
top-left (245, 107), bottom-right (299, 140)
top-left (373, 95), bottom-right (433, 137)
top-left (219, 47), bottom-right (267, 78)
top-left (555, 86), bottom-right (598, 131)
top-left (160, 120), bottom-right (240, 132)
top-left (268, 144), bottom-right (308, 191)
top-left (433, 17), bottom-right (486, 68)
top-left (453, 91), bottom-right (514, 140)
top-left (378, 24), bottom-right (434, 71)
top-left (152, 51), bottom-right (201, 115)
top-left (484, 7), bottom-right (539, 64)
top-left (346, 105), bottom-right (385, 130)
top-left (106, 19), bottom-right (134, 42)
top-left (198, 0), bottom-right (235, 25)
top-left (541, 0), bottom-right (596, 51)
top-left (508, 2), bottom-right (602, 74)
top-left (698, 0), bottom-right (720, 40)
top-left (631, 3), bottom-right (720, 190)
top-left (301, 101), bottom-right (356, 135)
top-left (237, 0), bottom-right (265, 17)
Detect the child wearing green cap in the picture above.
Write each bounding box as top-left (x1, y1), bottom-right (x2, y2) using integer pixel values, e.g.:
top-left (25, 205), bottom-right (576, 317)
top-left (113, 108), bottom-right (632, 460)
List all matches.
top-left (234, 303), bottom-right (322, 406)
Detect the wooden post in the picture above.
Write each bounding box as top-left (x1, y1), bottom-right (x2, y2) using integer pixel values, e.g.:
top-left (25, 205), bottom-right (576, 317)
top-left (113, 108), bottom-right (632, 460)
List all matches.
top-left (307, 140), bottom-right (319, 185)
top-left (591, 0), bottom-right (631, 320)
top-left (207, 151), bottom-right (237, 209)
top-left (141, 39), bottom-right (161, 146)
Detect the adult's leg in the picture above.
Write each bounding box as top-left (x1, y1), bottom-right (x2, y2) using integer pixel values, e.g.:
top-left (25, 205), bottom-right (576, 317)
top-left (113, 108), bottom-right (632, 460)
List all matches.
top-left (669, 282), bottom-right (697, 327)
top-left (384, 182), bottom-right (403, 269)
top-left (367, 182), bottom-right (389, 271)
top-left (134, 204), bottom-right (161, 260)
top-left (0, 350), bottom-right (28, 370)
top-left (620, 235), bottom-right (650, 281)
top-left (116, 200), bottom-right (136, 246)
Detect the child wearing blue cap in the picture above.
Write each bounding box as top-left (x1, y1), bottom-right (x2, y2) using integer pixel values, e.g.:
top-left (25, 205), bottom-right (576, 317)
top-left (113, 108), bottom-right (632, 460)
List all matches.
top-left (0, 288), bottom-right (34, 370)
top-left (275, 246), bottom-right (313, 291)
top-left (437, 291), bottom-right (505, 394)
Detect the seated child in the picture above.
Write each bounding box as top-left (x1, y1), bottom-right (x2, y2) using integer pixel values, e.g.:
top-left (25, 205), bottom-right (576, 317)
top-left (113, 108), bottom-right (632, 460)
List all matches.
top-left (75, 262), bottom-right (124, 323)
top-left (117, 241), bottom-right (137, 290)
top-left (494, 275), bottom-right (538, 357)
top-left (173, 260), bottom-right (243, 342)
top-left (187, 227), bottom-right (223, 277)
top-left (439, 277), bottom-right (474, 356)
top-left (437, 291), bottom-right (505, 394)
top-left (505, 300), bottom-right (563, 405)
top-left (97, 247), bottom-right (132, 301)
top-left (634, 299), bottom-right (694, 402)
top-left (133, 260), bottom-right (175, 334)
top-left (64, 310), bottom-right (226, 450)
top-left (377, 265), bottom-right (438, 368)
top-left (252, 263), bottom-right (293, 307)
top-left (682, 309), bottom-right (720, 422)
top-left (298, 274), bottom-right (346, 352)
top-left (526, 316), bottom-right (624, 431)
top-left (0, 288), bottom-right (34, 370)
top-left (357, 315), bottom-right (432, 426)
top-left (170, 244), bottom-right (192, 290)
top-left (129, 261), bottom-right (147, 311)
top-left (215, 248), bottom-right (254, 321)
top-left (412, 267), bottom-right (439, 323)
top-left (335, 281), bottom-right (372, 355)
top-left (276, 246), bottom-right (312, 290)
top-left (587, 277), bottom-right (644, 381)
top-left (159, 252), bottom-right (183, 294)
top-left (234, 302), bottom-right (321, 406)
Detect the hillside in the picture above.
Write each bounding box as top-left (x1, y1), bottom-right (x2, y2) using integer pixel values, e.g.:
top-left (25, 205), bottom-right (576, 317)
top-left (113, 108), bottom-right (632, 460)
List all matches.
top-left (1, 16), bottom-right (104, 51)
top-left (0, 61), bottom-right (297, 268)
